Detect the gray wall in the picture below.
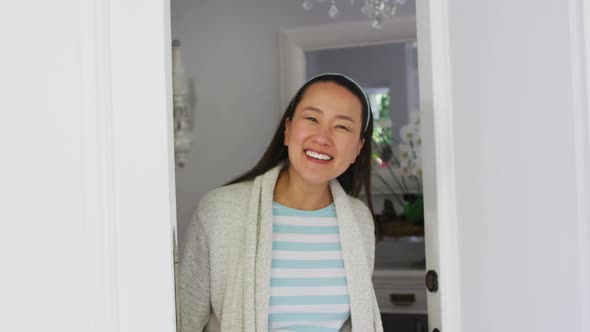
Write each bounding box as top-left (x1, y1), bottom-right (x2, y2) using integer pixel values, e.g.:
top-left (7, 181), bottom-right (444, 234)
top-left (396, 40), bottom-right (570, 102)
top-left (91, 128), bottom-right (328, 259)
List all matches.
top-left (171, 0), bottom-right (416, 244)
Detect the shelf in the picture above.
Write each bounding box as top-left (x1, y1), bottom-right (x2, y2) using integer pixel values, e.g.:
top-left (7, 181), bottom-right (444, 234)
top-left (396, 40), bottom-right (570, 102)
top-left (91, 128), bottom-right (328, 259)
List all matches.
top-left (376, 215), bottom-right (424, 239)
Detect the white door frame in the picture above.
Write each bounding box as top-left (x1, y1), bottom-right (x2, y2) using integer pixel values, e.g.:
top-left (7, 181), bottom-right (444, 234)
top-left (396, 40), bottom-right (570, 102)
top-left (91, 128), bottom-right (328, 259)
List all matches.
top-left (568, 0), bottom-right (590, 329)
top-left (279, 5), bottom-right (462, 332)
top-left (83, 0), bottom-right (178, 331)
top-left (415, 0), bottom-right (462, 331)
top-left (100, 0), bottom-right (590, 331)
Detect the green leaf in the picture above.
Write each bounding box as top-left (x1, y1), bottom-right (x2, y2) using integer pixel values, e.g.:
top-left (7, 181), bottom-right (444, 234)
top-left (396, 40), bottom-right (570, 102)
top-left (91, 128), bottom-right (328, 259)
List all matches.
top-left (403, 196), bottom-right (424, 224)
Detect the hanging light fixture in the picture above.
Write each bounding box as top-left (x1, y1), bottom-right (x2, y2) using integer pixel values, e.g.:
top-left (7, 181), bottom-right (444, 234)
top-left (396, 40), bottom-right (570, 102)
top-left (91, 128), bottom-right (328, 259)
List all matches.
top-left (172, 40), bottom-right (193, 168)
top-left (301, 0), bottom-right (407, 29)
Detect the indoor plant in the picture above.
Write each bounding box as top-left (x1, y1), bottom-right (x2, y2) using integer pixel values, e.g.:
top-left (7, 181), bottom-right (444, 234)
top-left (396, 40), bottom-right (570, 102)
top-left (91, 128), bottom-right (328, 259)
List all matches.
top-left (371, 94), bottom-right (424, 227)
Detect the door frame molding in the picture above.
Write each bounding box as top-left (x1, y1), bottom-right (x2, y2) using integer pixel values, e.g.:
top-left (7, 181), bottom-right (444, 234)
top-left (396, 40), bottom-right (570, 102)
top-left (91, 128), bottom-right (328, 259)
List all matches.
top-left (415, 0), bottom-right (462, 331)
top-left (279, 17), bottom-right (417, 112)
top-left (569, 0), bottom-right (590, 330)
top-left (82, 0), bottom-right (178, 331)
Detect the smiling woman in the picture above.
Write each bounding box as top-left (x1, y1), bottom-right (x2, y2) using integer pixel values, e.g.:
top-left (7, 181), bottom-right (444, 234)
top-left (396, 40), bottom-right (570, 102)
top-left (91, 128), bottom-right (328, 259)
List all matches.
top-left (179, 73), bottom-right (383, 331)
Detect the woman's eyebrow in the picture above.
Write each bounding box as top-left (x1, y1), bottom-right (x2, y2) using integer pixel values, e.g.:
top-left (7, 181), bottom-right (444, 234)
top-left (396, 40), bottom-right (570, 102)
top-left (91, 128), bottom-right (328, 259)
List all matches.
top-left (302, 106), bottom-right (355, 123)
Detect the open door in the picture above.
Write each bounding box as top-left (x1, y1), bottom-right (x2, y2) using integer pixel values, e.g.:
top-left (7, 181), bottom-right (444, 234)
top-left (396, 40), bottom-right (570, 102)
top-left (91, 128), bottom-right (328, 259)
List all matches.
top-left (0, 1), bottom-right (178, 331)
top-left (417, 1), bottom-right (590, 331)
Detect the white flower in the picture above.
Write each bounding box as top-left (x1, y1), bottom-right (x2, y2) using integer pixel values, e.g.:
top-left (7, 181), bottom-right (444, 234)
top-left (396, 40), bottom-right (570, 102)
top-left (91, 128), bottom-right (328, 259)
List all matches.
top-left (400, 111), bottom-right (421, 143)
top-left (398, 144), bottom-right (412, 162)
top-left (414, 137), bottom-right (422, 147)
top-left (400, 124), bottom-right (415, 142)
top-left (400, 164), bottom-right (411, 176)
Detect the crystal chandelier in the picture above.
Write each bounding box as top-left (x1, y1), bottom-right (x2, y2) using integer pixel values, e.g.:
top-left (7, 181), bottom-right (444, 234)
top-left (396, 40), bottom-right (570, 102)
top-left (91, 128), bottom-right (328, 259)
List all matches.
top-left (302, 0), bottom-right (407, 29)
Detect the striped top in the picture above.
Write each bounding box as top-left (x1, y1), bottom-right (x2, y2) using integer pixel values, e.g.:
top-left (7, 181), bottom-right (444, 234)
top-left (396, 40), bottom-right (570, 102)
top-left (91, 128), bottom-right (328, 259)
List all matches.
top-left (269, 201), bottom-right (350, 332)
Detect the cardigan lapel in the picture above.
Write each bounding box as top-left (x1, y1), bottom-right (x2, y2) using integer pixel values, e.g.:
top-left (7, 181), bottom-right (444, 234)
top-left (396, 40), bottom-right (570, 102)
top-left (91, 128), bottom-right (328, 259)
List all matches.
top-left (330, 180), bottom-right (375, 332)
top-left (254, 164), bottom-right (283, 331)
top-left (221, 173), bottom-right (263, 331)
top-left (223, 164), bottom-right (283, 332)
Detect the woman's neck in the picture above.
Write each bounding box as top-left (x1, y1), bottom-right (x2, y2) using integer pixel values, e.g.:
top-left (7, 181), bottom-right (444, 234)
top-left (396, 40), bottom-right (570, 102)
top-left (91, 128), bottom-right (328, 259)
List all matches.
top-left (273, 167), bottom-right (333, 210)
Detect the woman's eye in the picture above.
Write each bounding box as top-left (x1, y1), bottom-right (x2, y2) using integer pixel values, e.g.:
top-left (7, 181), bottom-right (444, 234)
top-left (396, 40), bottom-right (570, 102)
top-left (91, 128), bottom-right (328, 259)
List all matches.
top-left (305, 117), bottom-right (318, 123)
top-left (336, 125), bottom-right (350, 131)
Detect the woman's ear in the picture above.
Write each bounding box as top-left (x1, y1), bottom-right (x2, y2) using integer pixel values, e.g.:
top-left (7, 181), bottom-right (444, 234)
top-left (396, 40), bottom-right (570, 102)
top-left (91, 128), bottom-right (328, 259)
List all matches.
top-left (284, 117), bottom-right (291, 146)
top-left (351, 138), bottom-right (365, 164)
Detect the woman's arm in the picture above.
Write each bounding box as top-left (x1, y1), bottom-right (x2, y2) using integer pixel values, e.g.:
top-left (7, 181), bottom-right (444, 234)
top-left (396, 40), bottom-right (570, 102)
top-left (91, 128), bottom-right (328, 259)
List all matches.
top-left (179, 213), bottom-right (211, 332)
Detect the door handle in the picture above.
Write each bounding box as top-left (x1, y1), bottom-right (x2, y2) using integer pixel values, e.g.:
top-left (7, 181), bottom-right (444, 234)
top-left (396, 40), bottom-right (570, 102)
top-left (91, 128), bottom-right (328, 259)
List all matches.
top-left (389, 293), bottom-right (416, 306)
top-left (425, 270), bottom-right (438, 293)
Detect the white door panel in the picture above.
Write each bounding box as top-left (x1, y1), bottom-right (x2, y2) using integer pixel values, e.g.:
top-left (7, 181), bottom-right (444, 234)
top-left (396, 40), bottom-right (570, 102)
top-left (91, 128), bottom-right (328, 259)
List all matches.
top-left (418, 0), bottom-right (590, 331)
top-left (0, 1), bottom-right (177, 331)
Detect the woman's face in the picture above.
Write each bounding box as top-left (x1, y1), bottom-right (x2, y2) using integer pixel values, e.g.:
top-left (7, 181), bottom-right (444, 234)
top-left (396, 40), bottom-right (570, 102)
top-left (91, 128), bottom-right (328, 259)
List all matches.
top-left (284, 81), bottom-right (365, 185)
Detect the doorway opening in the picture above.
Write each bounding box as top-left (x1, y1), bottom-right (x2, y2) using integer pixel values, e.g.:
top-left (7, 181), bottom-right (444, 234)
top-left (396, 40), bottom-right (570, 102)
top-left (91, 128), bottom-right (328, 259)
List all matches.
top-left (170, 1), bottom-right (460, 331)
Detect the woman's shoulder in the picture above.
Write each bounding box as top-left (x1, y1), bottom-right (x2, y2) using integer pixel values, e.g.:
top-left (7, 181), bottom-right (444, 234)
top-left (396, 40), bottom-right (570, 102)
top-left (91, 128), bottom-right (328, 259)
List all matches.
top-left (191, 180), bottom-right (255, 234)
top-left (346, 196), bottom-right (372, 219)
top-left (344, 195), bottom-right (375, 235)
top-left (198, 180), bottom-right (254, 213)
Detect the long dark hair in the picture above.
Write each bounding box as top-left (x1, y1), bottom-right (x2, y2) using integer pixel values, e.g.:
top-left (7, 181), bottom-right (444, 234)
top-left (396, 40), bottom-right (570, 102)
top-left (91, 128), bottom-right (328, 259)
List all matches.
top-left (226, 73), bottom-right (375, 216)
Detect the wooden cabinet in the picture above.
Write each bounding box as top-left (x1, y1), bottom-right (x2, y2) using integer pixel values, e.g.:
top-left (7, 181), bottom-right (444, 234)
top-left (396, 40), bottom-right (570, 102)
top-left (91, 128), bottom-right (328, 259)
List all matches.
top-left (373, 270), bottom-right (428, 331)
top-left (373, 270), bottom-right (427, 315)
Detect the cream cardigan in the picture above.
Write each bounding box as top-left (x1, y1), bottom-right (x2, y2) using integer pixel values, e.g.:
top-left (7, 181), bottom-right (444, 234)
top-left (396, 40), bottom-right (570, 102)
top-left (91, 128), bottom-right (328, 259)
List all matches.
top-left (180, 164), bottom-right (383, 332)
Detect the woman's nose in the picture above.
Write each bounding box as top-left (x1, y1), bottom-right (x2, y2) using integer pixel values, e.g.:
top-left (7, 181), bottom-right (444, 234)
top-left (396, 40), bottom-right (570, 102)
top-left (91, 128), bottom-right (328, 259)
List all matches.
top-left (314, 125), bottom-right (333, 146)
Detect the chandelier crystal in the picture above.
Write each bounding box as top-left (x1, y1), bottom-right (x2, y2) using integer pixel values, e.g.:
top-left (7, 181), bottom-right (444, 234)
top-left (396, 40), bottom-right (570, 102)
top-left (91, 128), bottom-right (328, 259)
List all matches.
top-left (302, 0), bottom-right (408, 29)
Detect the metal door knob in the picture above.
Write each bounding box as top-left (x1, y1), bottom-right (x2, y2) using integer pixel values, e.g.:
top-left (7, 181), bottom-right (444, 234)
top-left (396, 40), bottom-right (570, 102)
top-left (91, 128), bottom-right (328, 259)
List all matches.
top-left (425, 270), bottom-right (438, 293)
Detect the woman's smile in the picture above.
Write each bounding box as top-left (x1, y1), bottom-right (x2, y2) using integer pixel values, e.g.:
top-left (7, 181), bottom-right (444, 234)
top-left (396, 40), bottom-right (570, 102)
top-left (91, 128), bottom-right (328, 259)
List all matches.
top-left (304, 148), bottom-right (333, 162)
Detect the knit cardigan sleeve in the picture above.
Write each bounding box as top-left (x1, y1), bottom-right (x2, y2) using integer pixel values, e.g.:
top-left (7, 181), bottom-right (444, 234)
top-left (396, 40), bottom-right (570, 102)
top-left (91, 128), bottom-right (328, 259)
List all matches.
top-left (180, 210), bottom-right (211, 332)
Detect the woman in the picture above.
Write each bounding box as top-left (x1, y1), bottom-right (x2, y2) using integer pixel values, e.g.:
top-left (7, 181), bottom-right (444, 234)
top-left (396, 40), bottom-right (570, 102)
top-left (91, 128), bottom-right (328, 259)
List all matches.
top-left (180, 73), bottom-right (383, 332)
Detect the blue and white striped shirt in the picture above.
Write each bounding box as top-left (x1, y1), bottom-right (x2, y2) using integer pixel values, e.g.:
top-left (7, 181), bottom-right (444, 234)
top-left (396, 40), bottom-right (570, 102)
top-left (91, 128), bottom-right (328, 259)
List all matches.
top-left (268, 201), bottom-right (351, 332)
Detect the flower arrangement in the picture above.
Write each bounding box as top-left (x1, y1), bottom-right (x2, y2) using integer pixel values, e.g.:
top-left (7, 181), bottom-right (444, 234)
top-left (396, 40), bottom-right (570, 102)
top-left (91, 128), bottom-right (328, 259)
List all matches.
top-left (371, 94), bottom-right (424, 225)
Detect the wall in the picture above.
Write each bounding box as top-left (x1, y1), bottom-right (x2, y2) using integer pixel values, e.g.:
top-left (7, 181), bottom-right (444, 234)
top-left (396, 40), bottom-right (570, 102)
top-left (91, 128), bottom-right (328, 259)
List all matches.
top-left (171, 0), bottom-right (416, 243)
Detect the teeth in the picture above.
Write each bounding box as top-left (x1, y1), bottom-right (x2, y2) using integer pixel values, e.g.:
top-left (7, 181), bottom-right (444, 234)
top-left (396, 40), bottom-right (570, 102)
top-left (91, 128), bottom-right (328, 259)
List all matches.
top-left (305, 150), bottom-right (332, 160)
